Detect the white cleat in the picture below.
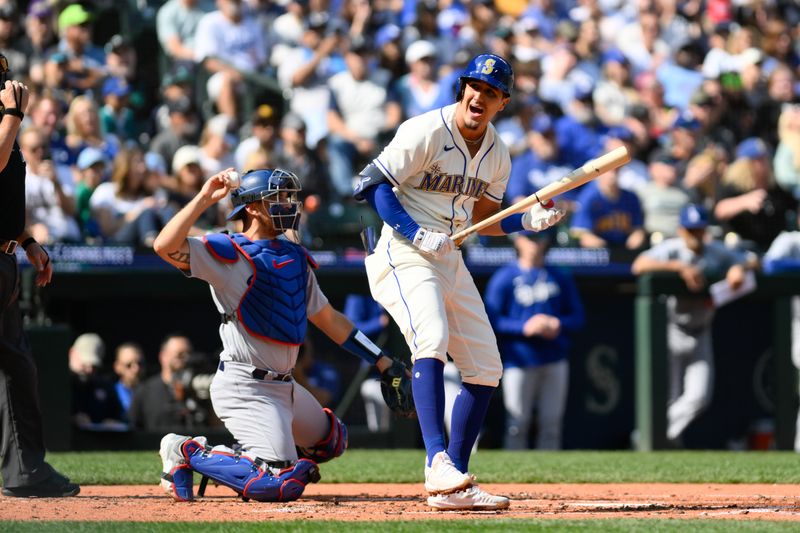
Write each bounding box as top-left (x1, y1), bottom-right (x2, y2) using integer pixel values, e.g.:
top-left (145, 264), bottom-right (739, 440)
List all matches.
top-left (427, 485), bottom-right (511, 510)
top-left (423, 451), bottom-right (473, 494)
top-left (159, 433), bottom-right (194, 501)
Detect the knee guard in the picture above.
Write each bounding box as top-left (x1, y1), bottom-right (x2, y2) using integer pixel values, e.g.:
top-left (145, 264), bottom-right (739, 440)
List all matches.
top-left (182, 441), bottom-right (321, 502)
top-left (296, 407), bottom-right (348, 463)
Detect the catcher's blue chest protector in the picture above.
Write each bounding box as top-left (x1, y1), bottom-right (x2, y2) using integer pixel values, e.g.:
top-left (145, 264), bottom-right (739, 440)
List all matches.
top-left (204, 233), bottom-right (315, 345)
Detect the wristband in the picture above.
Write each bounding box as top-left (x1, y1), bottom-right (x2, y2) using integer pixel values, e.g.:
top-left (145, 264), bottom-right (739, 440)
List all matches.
top-left (21, 237), bottom-right (37, 250)
top-left (500, 213), bottom-right (525, 234)
top-left (340, 328), bottom-right (382, 365)
top-left (4, 108), bottom-right (24, 120)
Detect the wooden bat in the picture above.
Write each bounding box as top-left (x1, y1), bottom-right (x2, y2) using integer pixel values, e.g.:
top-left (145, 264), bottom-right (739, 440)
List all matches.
top-left (452, 146), bottom-right (631, 244)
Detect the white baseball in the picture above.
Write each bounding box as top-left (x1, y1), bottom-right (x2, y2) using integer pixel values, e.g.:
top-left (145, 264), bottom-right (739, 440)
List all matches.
top-left (226, 171), bottom-right (240, 188)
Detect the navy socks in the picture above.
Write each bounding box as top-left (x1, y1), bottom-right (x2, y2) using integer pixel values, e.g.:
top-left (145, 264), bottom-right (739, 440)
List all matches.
top-left (411, 358), bottom-right (446, 465)
top-left (447, 382), bottom-right (495, 473)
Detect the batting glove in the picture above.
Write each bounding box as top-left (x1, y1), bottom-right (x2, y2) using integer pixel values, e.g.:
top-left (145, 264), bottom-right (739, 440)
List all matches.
top-left (522, 200), bottom-right (565, 232)
top-left (412, 228), bottom-right (454, 258)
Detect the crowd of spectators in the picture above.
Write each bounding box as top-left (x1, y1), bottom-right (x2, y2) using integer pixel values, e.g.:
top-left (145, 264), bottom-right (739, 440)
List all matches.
top-left (0, 0), bottom-right (796, 258)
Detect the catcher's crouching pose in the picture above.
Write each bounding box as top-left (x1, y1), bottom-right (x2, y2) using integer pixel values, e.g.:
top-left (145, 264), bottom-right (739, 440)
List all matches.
top-left (153, 168), bottom-right (414, 502)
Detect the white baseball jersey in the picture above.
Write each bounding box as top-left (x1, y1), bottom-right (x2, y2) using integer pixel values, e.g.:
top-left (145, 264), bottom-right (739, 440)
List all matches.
top-left (371, 103), bottom-right (511, 236)
top-left (363, 103), bottom-right (511, 387)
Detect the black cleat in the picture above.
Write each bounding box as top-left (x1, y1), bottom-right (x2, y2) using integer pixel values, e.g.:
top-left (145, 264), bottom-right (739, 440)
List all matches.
top-left (2, 474), bottom-right (80, 498)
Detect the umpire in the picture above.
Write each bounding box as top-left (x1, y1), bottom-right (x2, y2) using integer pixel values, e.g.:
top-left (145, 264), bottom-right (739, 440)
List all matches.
top-left (0, 54), bottom-right (79, 498)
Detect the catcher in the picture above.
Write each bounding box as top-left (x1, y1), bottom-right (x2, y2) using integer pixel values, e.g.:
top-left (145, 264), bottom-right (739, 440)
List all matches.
top-left (152, 167), bottom-right (414, 502)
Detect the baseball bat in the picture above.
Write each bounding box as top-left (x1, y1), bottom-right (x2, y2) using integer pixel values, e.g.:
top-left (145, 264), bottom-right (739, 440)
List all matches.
top-left (452, 145), bottom-right (631, 243)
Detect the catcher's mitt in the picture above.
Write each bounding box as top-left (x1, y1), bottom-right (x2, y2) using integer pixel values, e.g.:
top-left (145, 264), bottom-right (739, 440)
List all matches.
top-left (380, 359), bottom-right (416, 418)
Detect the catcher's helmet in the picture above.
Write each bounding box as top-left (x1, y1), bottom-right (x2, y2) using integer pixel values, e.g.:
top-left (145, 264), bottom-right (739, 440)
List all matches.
top-left (457, 54), bottom-right (514, 101)
top-left (227, 168), bottom-right (302, 232)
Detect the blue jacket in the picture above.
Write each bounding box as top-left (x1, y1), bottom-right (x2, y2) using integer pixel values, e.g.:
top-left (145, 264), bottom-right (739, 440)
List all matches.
top-left (484, 263), bottom-right (585, 368)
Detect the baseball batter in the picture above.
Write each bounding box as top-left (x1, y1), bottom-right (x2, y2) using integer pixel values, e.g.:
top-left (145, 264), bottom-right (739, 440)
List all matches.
top-left (152, 168), bottom-right (413, 503)
top-left (631, 204), bottom-right (751, 444)
top-left (354, 54), bottom-right (564, 510)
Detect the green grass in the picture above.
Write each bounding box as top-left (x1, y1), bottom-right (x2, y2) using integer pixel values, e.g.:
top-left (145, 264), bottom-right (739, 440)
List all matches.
top-left (40, 449), bottom-right (800, 485)
top-left (3, 521), bottom-right (799, 533)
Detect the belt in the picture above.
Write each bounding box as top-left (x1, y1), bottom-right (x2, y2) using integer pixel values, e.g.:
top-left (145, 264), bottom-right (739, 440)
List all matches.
top-left (0, 239), bottom-right (17, 255)
top-left (218, 361), bottom-right (293, 382)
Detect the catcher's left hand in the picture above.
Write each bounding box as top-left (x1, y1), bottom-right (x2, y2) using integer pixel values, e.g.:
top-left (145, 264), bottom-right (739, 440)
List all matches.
top-left (379, 359), bottom-right (416, 419)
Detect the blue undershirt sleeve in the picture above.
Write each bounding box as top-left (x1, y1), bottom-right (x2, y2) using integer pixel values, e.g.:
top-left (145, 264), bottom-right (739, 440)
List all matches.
top-left (362, 182), bottom-right (420, 242)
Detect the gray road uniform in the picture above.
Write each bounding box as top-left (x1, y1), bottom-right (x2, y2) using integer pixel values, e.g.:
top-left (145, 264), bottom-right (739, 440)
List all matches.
top-left (763, 231), bottom-right (800, 451)
top-left (639, 238), bottom-right (748, 441)
top-left (187, 236), bottom-right (330, 462)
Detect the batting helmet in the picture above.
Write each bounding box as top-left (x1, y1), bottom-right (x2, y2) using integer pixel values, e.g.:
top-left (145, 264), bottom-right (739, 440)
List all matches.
top-left (227, 168), bottom-right (302, 232)
top-left (457, 54), bottom-right (514, 101)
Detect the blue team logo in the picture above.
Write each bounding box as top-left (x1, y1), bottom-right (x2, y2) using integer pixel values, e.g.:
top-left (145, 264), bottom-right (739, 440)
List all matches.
top-left (481, 58), bottom-right (496, 75)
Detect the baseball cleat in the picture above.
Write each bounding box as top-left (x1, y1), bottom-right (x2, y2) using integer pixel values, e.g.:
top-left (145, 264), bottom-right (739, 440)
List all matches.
top-left (427, 485), bottom-right (510, 510)
top-left (424, 451), bottom-right (473, 494)
top-left (159, 433), bottom-right (194, 502)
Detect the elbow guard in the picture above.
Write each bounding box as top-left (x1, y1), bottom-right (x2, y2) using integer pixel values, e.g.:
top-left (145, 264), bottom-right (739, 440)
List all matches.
top-left (353, 163), bottom-right (388, 201)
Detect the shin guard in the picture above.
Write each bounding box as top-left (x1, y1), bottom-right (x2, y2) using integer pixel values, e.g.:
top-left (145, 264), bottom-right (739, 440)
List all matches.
top-left (182, 440), bottom-right (320, 502)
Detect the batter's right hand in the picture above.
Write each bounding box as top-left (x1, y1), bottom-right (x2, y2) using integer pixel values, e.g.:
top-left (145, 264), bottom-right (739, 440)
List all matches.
top-left (412, 228), bottom-right (454, 259)
top-left (522, 200), bottom-right (564, 232)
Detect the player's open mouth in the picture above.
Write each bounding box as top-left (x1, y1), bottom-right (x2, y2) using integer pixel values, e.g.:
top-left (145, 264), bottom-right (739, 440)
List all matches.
top-left (468, 103), bottom-right (484, 118)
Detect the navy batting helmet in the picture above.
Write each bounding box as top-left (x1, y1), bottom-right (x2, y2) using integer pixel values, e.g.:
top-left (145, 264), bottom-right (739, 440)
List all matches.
top-left (227, 168), bottom-right (302, 232)
top-left (457, 54), bottom-right (514, 101)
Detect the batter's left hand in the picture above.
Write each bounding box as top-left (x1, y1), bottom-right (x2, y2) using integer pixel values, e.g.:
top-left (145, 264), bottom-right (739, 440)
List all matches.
top-left (522, 200), bottom-right (564, 232)
top-left (26, 242), bottom-right (52, 287)
top-left (412, 228), bottom-right (454, 259)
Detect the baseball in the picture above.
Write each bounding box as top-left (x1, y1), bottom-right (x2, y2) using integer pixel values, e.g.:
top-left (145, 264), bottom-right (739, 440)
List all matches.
top-left (226, 171), bottom-right (240, 188)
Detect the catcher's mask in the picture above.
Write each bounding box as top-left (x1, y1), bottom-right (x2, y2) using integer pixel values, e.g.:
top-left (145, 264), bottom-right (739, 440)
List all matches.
top-left (227, 168), bottom-right (302, 233)
top-left (456, 53), bottom-right (514, 101)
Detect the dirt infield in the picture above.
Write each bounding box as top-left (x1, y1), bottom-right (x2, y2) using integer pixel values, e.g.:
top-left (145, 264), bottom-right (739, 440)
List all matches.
top-left (2, 483), bottom-right (800, 522)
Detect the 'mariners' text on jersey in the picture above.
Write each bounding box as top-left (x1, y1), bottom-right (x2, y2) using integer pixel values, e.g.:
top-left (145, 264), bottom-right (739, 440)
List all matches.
top-left (415, 170), bottom-right (490, 198)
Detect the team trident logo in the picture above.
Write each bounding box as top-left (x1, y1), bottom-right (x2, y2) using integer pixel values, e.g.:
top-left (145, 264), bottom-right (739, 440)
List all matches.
top-left (481, 58), bottom-right (496, 75)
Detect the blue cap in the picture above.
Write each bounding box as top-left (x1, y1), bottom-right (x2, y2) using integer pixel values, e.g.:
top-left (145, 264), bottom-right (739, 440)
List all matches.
top-left (605, 126), bottom-right (634, 142)
top-left (601, 48), bottom-right (627, 66)
top-left (145, 151), bottom-right (166, 174)
top-left (573, 77), bottom-right (594, 100)
top-left (375, 24), bottom-right (401, 48)
top-left (530, 114), bottom-right (553, 133)
top-left (102, 76), bottom-right (131, 98)
top-left (672, 112), bottom-right (701, 131)
top-left (736, 137), bottom-right (768, 160)
top-left (77, 147), bottom-right (107, 170)
top-left (679, 204), bottom-right (709, 229)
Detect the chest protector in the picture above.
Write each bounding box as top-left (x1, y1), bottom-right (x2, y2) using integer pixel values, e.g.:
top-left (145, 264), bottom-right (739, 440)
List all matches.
top-left (204, 233), bottom-right (317, 345)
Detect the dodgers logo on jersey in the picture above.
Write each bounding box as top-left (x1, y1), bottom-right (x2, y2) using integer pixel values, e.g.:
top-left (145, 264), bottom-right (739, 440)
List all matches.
top-left (481, 58), bottom-right (496, 75)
